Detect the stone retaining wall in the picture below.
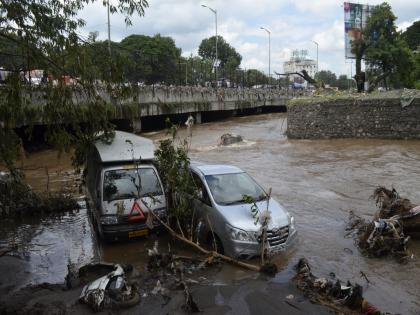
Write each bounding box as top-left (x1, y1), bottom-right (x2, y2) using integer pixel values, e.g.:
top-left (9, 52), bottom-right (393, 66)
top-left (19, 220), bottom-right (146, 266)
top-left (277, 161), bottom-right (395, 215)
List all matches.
top-left (287, 98), bottom-right (420, 139)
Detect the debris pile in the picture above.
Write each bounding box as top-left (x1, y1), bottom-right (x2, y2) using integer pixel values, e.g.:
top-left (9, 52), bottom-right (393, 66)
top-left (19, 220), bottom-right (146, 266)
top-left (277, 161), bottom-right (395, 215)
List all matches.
top-left (145, 241), bottom-right (217, 313)
top-left (347, 187), bottom-right (419, 262)
top-left (294, 258), bottom-right (382, 314)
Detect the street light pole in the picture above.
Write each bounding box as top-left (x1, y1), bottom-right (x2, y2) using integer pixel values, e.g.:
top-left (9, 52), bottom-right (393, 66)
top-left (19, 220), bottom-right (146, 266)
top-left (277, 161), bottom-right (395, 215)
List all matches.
top-left (107, 0), bottom-right (111, 57)
top-left (260, 27), bottom-right (271, 86)
top-left (311, 40), bottom-right (319, 74)
top-left (202, 4), bottom-right (218, 87)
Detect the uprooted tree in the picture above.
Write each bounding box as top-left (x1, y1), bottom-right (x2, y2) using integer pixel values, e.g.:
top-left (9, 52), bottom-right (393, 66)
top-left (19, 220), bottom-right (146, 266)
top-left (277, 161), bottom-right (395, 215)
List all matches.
top-left (275, 70), bottom-right (323, 89)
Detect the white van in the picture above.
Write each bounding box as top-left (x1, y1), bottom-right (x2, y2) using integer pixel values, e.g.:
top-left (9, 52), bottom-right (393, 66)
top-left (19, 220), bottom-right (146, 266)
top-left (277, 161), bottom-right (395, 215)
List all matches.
top-left (85, 131), bottom-right (167, 241)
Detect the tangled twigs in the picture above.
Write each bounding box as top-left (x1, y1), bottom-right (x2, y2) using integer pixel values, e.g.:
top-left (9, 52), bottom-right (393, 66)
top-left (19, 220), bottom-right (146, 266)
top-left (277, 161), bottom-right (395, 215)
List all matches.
top-left (347, 187), bottom-right (419, 263)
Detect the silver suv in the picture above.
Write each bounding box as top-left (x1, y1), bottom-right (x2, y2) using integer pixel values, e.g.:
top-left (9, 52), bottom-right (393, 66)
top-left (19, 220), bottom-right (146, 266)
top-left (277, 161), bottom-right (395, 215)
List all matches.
top-left (189, 163), bottom-right (297, 259)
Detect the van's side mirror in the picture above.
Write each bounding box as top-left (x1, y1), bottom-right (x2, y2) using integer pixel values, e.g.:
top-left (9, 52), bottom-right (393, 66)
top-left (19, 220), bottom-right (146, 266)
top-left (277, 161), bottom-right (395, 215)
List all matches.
top-left (96, 189), bottom-right (100, 199)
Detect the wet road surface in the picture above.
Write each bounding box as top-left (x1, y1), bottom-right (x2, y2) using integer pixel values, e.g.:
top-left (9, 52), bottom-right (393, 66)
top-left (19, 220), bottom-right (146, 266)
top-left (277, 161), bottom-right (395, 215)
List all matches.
top-left (1, 113), bottom-right (420, 314)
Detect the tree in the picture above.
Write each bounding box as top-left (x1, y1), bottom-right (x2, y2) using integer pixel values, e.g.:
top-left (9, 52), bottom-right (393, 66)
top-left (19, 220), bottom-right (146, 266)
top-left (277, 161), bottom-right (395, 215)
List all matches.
top-left (402, 20), bottom-right (420, 51)
top-left (119, 34), bottom-right (182, 85)
top-left (412, 52), bottom-right (420, 89)
top-left (314, 70), bottom-right (337, 86)
top-left (0, 0), bottom-right (148, 177)
top-left (245, 69), bottom-right (269, 87)
top-left (351, 38), bottom-right (367, 92)
top-left (363, 2), bottom-right (413, 90)
top-left (336, 74), bottom-right (354, 90)
top-left (198, 36), bottom-right (242, 72)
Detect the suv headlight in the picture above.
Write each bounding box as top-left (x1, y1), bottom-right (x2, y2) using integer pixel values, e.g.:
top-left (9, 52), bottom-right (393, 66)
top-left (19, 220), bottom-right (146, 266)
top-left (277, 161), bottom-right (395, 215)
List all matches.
top-left (289, 215), bottom-right (296, 232)
top-left (226, 224), bottom-right (257, 242)
top-left (100, 215), bottom-right (118, 225)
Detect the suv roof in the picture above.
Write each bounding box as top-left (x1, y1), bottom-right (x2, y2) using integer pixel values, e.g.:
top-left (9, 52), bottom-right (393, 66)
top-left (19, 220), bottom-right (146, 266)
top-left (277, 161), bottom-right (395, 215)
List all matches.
top-left (95, 131), bottom-right (155, 163)
top-left (191, 162), bottom-right (243, 176)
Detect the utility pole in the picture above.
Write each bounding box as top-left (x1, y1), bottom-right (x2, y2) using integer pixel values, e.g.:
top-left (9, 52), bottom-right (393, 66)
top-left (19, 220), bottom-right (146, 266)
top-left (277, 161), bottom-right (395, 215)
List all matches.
top-left (202, 4), bottom-right (218, 87)
top-left (311, 40), bottom-right (319, 74)
top-left (260, 27), bottom-right (271, 86)
top-left (107, 0), bottom-right (111, 57)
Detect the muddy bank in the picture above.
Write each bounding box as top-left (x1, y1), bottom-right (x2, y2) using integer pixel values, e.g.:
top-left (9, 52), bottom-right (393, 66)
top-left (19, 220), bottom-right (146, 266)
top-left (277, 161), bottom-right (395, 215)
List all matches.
top-left (0, 262), bottom-right (331, 315)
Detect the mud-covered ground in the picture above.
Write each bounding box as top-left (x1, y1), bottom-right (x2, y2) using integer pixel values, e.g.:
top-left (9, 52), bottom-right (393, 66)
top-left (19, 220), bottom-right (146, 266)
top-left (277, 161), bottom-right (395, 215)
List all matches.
top-left (1, 113), bottom-right (420, 314)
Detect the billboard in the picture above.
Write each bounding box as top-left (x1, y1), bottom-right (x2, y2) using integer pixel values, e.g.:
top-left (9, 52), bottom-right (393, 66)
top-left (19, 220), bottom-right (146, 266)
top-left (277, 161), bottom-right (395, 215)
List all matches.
top-left (344, 2), bottom-right (376, 59)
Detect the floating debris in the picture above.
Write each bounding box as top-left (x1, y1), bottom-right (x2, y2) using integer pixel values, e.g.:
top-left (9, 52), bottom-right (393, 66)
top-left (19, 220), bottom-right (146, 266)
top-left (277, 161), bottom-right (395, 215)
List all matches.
top-left (346, 187), bottom-right (419, 263)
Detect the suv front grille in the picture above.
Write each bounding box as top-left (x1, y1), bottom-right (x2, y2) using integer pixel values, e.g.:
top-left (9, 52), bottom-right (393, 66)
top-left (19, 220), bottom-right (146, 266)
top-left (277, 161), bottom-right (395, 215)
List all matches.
top-left (266, 226), bottom-right (289, 246)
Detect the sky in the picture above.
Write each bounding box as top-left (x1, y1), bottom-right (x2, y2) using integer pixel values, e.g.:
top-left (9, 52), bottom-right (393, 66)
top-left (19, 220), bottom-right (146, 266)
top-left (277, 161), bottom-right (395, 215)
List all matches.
top-left (78, 0), bottom-right (420, 77)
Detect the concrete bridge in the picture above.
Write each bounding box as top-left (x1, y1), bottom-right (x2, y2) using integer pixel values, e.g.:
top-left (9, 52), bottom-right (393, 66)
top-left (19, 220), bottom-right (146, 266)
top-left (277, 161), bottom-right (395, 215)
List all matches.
top-left (11, 86), bottom-right (310, 132)
top-left (106, 86), bottom-right (307, 132)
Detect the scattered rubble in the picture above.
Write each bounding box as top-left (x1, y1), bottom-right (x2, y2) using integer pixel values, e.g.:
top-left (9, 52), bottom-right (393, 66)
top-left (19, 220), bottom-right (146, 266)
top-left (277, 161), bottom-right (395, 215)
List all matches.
top-left (346, 186), bottom-right (419, 263)
top-left (294, 258), bottom-right (383, 314)
top-left (218, 133), bottom-right (243, 146)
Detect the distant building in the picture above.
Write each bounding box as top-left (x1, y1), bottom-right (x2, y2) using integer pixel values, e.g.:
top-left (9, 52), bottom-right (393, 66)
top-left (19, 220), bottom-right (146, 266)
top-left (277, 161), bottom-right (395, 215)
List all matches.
top-left (283, 50), bottom-right (317, 88)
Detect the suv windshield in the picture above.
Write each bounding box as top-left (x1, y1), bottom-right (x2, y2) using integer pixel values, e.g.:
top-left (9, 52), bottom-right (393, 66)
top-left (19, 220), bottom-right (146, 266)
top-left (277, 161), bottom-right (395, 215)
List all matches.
top-left (103, 168), bottom-right (162, 202)
top-left (205, 172), bottom-right (266, 205)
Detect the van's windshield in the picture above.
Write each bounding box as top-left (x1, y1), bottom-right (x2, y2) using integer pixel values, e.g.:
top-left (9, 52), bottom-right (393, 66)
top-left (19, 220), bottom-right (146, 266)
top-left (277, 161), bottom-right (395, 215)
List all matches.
top-left (103, 168), bottom-right (162, 202)
top-left (205, 172), bottom-right (267, 205)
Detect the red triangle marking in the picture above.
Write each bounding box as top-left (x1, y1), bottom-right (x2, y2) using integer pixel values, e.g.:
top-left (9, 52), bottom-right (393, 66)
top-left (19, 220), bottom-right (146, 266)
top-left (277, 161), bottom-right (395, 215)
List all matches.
top-left (128, 201), bottom-right (145, 222)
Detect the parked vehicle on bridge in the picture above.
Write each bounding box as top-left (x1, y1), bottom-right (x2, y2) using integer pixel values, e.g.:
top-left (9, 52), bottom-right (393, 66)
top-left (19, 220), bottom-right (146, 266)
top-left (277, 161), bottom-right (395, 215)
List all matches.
top-left (85, 131), bottom-right (167, 241)
top-left (187, 162), bottom-right (297, 259)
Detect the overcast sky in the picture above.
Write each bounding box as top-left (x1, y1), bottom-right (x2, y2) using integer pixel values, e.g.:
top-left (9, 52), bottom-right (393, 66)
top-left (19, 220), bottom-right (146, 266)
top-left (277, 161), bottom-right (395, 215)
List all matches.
top-left (79, 0), bottom-right (419, 77)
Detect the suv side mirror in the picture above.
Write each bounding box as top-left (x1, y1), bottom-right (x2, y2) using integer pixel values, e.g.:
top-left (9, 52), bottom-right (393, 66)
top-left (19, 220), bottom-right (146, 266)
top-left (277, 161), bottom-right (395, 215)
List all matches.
top-left (197, 189), bottom-right (203, 201)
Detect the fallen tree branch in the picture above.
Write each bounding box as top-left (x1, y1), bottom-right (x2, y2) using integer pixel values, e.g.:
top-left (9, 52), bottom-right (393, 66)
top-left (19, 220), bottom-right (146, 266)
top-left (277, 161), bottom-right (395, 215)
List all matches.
top-left (143, 201), bottom-right (261, 272)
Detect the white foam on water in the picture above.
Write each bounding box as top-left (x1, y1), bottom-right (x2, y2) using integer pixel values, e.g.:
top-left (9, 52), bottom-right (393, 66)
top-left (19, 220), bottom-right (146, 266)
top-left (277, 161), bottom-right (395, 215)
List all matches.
top-left (193, 140), bottom-right (257, 152)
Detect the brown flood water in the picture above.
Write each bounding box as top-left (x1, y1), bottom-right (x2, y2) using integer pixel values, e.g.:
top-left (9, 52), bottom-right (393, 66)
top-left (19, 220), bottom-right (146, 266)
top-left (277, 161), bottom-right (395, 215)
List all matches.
top-left (1, 113), bottom-right (420, 314)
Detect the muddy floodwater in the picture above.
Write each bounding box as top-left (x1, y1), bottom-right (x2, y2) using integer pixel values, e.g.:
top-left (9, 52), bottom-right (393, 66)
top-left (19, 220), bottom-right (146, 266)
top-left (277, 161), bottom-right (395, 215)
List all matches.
top-left (1, 113), bottom-right (420, 314)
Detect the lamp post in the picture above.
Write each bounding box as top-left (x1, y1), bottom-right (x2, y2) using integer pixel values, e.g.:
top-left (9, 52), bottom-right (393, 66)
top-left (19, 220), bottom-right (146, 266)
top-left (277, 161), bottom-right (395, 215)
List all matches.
top-left (202, 4), bottom-right (218, 86)
top-left (311, 40), bottom-right (319, 74)
top-left (260, 26), bottom-right (271, 86)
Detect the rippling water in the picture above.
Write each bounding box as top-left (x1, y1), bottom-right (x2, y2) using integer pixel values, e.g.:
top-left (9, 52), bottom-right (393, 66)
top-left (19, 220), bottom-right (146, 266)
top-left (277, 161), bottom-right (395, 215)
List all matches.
top-left (1, 113), bottom-right (419, 314)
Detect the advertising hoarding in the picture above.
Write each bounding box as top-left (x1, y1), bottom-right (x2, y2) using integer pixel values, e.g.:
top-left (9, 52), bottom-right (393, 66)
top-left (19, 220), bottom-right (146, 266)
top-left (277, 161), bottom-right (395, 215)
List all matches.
top-left (344, 2), bottom-right (376, 59)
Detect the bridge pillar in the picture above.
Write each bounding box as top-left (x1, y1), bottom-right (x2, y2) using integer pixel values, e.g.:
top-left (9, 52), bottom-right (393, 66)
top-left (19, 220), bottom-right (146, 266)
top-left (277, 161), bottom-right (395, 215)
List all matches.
top-left (131, 118), bottom-right (142, 133)
top-left (194, 112), bottom-right (202, 124)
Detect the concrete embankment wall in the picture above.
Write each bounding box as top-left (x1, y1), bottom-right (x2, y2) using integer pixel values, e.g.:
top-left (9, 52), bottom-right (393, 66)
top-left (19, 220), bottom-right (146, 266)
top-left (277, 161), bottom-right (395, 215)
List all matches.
top-left (287, 98), bottom-right (420, 139)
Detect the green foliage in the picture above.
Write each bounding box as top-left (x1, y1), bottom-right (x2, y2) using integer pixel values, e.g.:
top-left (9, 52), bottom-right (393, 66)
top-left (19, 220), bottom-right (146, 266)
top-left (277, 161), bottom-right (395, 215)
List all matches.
top-left (243, 195), bottom-right (259, 225)
top-left (314, 70), bottom-right (337, 86)
top-left (244, 69), bottom-right (270, 86)
top-left (119, 34), bottom-right (182, 84)
top-left (411, 51), bottom-right (420, 89)
top-left (0, 176), bottom-right (79, 217)
top-left (402, 20), bottom-right (420, 51)
top-left (198, 36), bottom-right (242, 70)
top-left (363, 2), bottom-right (414, 89)
top-left (154, 121), bottom-right (197, 230)
top-left (336, 74), bottom-right (354, 91)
